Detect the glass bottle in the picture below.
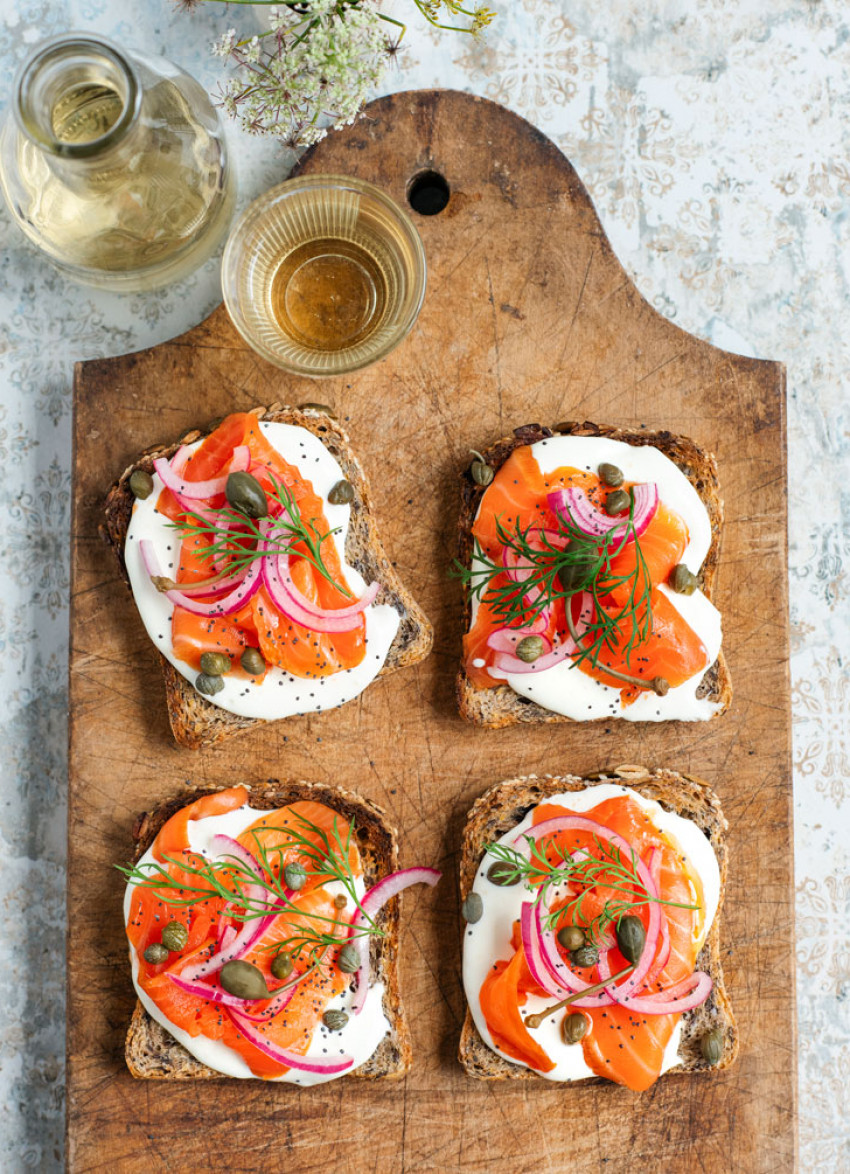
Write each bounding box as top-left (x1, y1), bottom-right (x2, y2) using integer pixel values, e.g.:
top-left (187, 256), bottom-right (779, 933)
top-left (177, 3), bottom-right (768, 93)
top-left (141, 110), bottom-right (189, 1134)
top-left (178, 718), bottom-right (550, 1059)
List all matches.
top-left (0, 33), bottom-right (235, 291)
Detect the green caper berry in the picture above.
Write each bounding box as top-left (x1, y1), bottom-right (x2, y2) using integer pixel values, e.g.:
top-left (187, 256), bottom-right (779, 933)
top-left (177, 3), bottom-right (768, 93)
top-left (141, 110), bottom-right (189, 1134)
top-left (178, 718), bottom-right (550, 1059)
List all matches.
top-left (195, 672), bottom-right (224, 696)
top-left (562, 1012), bottom-right (588, 1045)
top-left (333, 893), bottom-right (348, 910)
top-left (615, 915), bottom-right (646, 966)
top-left (199, 651), bottom-right (232, 676)
top-left (225, 470), bottom-right (268, 519)
top-left (652, 676), bottom-right (670, 697)
top-left (337, 944), bottom-right (360, 974)
top-left (220, 960), bottom-right (271, 1001)
top-left (327, 479), bottom-right (355, 505)
top-left (322, 1009), bottom-right (349, 1032)
top-left (486, 861), bottom-right (520, 887)
top-left (669, 564), bottom-right (698, 595)
top-left (598, 462), bottom-right (624, 488)
top-left (471, 460), bottom-right (494, 487)
top-left (556, 925), bottom-right (586, 952)
top-left (284, 862), bottom-right (307, 891)
top-left (143, 943), bottom-right (169, 965)
top-left (571, 945), bottom-right (600, 968)
top-left (240, 647), bottom-right (266, 677)
top-left (604, 489), bottom-right (630, 516)
top-left (161, 920), bottom-right (189, 953)
top-left (516, 635), bottom-right (544, 663)
top-left (129, 469), bottom-right (154, 499)
top-left (270, 952), bottom-right (293, 981)
top-left (298, 402), bottom-right (336, 417)
top-left (700, 1028), bottom-right (724, 1066)
top-left (462, 893), bottom-right (484, 924)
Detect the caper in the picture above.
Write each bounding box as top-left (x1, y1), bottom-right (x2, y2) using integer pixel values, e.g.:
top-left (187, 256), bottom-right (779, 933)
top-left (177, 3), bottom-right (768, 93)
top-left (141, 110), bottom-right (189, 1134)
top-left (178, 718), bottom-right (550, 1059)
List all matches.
top-left (161, 920), bottom-right (189, 953)
top-left (129, 469), bottom-right (154, 499)
top-left (598, 462), bottom-right (624, 488)
top-left (486, 861), bottom-right (519, 887)
top-left (240, 647), bottom-right (266, 677)
top-left (333, 893), bottom-right (348, 910)
top-left (143, 942), bottom-right (169, 965)
top-left (200, 651), bottom-right (232, 677)
top-left (557, 556), bottom-right (594, 592)
top-left (570, 945), bottom-right (600, 968)
top-left (220, 960), bottom-right (271, 1001)
top-left (337, 943), bottom-right (360, 974)
top-left (462, 893), bottom-right (484, 924)
top-left (604, 489), bottom-right (630, 516)
top-left (196, 672), bottom-right (224, 696)
top-left (322, 1009), bottom-right (349, 1031)
top-left (327, 479), bottom-right (355, 505)
top-left (284, 862), bottom-right (307, 891)
top-left (225, 470), bottom-right (268, 519)
top-left (270, 952), bottom-right (293, 981)
top-left (298, 402), bottom-right (336, 417)
top-left (700, 1028), bottom-right (724, 1066)
top-left (557, 925), bottom-right (586, 952)
top-left (562, 1012), bottom-right (588, 1045)
top-left (615, 915), bottom-right (646, 966)
top-left (471, 460), bottom-right (494, 487)
top-left (516, 635), bottom-right (544, 663)
top-left (652, 676), bottom-right (670, 697)
top-left (669, 564), bottom-right (698, 595)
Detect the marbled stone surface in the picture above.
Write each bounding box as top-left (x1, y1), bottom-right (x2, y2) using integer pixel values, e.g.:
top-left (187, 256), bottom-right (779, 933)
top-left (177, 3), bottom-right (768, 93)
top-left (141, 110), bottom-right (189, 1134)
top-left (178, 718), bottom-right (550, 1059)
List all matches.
top-left (1, 1), bottom-right (848, 1168)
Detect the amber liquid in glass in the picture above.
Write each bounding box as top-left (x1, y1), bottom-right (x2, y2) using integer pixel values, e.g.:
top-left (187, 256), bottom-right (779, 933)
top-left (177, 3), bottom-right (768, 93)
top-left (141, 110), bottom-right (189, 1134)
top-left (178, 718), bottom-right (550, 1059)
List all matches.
top-left (269, 238), bottom-right (389, 352)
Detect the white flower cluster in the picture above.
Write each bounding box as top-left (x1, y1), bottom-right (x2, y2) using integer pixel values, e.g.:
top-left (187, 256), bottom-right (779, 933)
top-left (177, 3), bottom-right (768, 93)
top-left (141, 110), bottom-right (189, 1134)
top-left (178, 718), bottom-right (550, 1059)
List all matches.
top-left (212, 0), bottom-right (393, 147)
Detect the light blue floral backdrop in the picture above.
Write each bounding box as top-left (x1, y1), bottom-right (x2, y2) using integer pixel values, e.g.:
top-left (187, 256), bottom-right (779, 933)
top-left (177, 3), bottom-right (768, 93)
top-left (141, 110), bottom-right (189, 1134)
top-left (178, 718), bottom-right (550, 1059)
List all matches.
top-left (1, 0), bottom-right (848, 1169)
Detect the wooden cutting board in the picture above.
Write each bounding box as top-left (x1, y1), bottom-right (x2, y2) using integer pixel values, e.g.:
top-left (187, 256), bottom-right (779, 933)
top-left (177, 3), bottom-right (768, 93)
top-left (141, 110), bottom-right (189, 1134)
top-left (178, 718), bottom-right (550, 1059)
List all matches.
top-left (68, 90), bottom-right (795, 1172)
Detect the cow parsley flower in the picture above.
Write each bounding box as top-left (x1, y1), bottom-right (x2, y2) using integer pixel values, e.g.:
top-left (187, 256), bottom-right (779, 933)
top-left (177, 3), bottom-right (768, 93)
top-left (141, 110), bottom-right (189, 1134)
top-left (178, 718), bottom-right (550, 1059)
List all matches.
top-left (193, 0), bottom-right (495, 146)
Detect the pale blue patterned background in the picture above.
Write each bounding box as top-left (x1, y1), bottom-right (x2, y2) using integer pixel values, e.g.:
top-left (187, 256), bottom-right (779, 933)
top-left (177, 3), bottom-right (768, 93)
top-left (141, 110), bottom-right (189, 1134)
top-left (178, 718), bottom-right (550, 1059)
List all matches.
top-left (1, 0), bottom-right (848, 1168)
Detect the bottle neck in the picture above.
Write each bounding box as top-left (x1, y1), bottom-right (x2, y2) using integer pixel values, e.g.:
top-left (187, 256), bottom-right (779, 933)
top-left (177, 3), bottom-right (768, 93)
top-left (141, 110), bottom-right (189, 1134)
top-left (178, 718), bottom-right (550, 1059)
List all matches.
top-left (14, 34), bottom-right (141, 161)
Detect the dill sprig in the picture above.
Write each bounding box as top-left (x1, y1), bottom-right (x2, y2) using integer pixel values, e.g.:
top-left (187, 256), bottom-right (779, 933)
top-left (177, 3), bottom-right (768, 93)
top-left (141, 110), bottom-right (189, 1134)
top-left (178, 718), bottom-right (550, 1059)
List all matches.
top-left (117, 809), bottom-right (383, 966)
top-left (453, 489), bottom-right (653, 674)
top-left (484, 833), bottom-right (698, 947)
top-left (166, 471), bottom-right (351, 598)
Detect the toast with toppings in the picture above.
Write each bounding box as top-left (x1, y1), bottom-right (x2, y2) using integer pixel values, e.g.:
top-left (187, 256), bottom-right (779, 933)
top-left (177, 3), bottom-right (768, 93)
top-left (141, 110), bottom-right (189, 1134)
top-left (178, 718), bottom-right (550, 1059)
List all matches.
top-left (457, 765), bottom-right (738, 1084)
top-left (103, 404), bottom-right (433, 749)
top-left (456, 421), bottom-right (732, 727)
top-left (125, 779), bottom-right (414, 1080)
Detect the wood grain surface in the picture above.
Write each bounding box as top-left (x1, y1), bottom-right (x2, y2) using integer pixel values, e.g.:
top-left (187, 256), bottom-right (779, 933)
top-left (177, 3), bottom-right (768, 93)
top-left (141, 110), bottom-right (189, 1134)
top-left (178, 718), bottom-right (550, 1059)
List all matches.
top-left (68, 90), bottom-right (795, 1172)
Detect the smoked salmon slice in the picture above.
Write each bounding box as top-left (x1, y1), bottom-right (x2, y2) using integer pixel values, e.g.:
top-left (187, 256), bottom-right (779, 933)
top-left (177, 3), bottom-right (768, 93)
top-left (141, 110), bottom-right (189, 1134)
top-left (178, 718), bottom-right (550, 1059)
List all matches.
top-left (478, 796), bottom-right (705, 1091)
top-left (126, 792), bottom-right (361, 1079)
top-left (462, 444), bottom-right (709, 702)
top-left (153, 413), bottom-right (367, 680)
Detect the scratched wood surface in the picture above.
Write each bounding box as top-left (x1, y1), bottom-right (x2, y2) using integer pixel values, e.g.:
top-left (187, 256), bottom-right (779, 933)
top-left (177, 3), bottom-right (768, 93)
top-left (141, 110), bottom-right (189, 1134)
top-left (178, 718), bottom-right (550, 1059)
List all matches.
top-left (67, 91), bottom-right (795, 1172)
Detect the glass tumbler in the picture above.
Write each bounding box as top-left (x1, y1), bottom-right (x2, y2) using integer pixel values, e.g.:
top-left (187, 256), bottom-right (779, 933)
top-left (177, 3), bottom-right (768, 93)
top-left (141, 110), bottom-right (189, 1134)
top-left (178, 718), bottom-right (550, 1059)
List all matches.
top-left (221, 175), bottom-right (427, 377)
top-left (0, 33), bottom-right (235, 291)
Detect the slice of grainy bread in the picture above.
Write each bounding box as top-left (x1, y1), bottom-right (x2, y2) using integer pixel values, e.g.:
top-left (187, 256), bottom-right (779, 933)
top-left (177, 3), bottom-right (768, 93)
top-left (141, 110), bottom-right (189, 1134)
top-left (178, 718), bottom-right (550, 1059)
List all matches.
top-left (125, 779), bottom-right (412, 1081)
top-left (457, 765), bottom-right (739, 1082)
top-left (102, 403), bottom-right (433, 749)
top-left (456, 421), bottom-right (732, 728)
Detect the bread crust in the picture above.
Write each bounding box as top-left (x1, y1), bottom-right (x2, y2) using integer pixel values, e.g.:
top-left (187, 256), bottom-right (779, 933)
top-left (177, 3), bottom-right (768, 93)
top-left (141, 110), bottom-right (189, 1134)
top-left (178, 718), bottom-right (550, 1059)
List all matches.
top-left (455, 421), bottom-right (732, 727)
top-left (457, 765), bottom-right (739, 1083)
top-left (102, 404), bottom-right (433, 748)
top-left (125, 779), bottom-right (413, 1081)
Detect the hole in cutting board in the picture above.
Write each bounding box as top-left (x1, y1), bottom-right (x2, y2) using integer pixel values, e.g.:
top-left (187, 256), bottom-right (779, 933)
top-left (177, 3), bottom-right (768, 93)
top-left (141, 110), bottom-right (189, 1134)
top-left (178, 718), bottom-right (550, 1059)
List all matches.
top-left (407, 170), bottom-right (450, 216)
